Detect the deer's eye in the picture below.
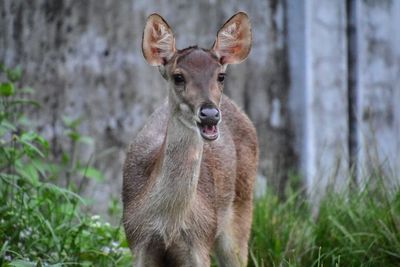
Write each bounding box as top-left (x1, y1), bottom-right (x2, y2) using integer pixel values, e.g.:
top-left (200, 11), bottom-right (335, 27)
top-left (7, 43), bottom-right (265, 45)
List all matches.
top-left (173, 74), bottom-right (185, 85)
top-left (217, 73), bottom-right (225, 83)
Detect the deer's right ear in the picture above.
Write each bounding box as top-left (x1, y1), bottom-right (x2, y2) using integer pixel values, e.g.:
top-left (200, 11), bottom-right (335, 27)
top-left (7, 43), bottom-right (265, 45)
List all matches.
top-left (142, 14), bottom-right (176, 66)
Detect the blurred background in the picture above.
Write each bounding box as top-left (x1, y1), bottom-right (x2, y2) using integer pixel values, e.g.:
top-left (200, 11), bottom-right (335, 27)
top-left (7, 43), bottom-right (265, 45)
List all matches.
top-left (1, 0), bottom-right (399, 217)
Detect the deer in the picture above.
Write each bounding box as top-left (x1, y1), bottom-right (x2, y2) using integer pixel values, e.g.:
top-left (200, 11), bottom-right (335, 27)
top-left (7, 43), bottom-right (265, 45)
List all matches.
top-left (122, 12), bottom-right (258, 267)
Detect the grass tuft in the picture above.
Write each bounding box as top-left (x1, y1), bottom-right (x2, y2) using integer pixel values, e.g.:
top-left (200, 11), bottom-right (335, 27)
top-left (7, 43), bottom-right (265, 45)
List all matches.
top-left (249, 177), bottom-right (400, 267)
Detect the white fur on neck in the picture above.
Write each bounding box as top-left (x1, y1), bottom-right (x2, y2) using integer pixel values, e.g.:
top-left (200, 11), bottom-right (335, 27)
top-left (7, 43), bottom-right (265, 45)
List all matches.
top-left (147, 110), bottom-right (203, 246)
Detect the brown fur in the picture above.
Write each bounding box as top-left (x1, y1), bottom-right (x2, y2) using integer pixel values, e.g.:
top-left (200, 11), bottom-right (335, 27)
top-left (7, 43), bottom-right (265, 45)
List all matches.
top-left (123, 12), bottom-right (258, 267)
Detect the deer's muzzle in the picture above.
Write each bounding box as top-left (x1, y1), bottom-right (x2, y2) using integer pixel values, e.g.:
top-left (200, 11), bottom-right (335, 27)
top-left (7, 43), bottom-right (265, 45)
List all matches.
top-left (197, 104), bottom-right (220, 141)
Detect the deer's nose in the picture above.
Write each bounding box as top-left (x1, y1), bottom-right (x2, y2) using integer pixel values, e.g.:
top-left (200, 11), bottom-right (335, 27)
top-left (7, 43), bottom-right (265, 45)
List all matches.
top-left (199, 105), bottom-right (220, 125)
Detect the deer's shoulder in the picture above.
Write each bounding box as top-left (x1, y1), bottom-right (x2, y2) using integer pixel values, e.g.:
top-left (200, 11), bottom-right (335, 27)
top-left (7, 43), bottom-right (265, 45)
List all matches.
top-left (220, 95), bottom-right (257, 147)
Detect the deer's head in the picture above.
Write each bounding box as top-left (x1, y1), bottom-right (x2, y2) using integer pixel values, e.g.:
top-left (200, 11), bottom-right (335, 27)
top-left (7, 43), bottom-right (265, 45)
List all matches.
top-left (142, 12), bottom-right (251, 141)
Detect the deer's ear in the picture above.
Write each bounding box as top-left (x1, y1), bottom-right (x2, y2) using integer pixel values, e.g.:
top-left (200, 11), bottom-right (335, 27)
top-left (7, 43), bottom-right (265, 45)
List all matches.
top-left (211, 12), bottom-right (252, 65)
top-left (142, 14), bottom-right (176, 66)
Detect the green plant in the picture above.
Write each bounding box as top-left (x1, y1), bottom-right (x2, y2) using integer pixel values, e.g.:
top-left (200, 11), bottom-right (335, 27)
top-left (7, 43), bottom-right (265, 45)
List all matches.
top-left (249, 176), bottom-right (400, 267)
top-left (61, 115), bottom-right (105, 193)
top-left (249, 188), bottom-right (313, 267)
top-left (0, 64), bottom-right (131, 266)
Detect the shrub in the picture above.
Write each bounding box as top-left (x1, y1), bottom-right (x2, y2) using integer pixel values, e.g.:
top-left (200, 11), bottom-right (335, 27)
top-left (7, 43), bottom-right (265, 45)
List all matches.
top-left (0, 64), bottom-right (131, 266)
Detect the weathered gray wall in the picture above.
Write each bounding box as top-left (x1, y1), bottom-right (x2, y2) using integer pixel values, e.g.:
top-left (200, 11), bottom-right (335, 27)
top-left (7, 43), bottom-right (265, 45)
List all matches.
top-left (1, 0), bottom-right (399, 214)
top-left (287, 0), bottom-right (400, 200)
top-left (356, 0), bottom-right (400, 185)
top-left (305, 0), bottom-right (349, 197)
top-left (0, 0), bottom-right (294, 215)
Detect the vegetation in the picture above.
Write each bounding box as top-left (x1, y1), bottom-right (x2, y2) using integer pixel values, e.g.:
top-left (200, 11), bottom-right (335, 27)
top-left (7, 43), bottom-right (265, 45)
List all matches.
top-left (249, 179), bottom-right (400, 267)
top-left (0, 65), bottom-right (131, 266)
top-left (1, 65), bottom-right (399, 266)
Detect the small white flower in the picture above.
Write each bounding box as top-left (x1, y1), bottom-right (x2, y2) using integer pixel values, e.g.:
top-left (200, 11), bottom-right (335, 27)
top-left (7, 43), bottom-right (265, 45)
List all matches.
top-left (20, 227), bottom-right (33, 239)
top-left (102, 246), bottom-right (111, 254)
top-left (91, 215), bottom-right (100, 221)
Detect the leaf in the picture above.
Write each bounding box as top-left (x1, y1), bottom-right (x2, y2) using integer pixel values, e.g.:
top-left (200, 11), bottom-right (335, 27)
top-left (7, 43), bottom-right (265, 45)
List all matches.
top-left (20, 86), bottom-right (35, 94)
top-left (19, 131), bottom-right (49, 154)
top-left (61, 153), bottom-right (70, 165)
top-left (44, 163), bottom-right (62, 179)
top-left (19, 139), bottom-right (45, 158)
top-left (42, 182), bottom-right (87, 204)
top-left (19, 131), bottom-right (37, 142)
top-left (17, 115), bottom-right (31, 127)
top-left (30, 159), bottom-right (48, 177)
top-left (0, 82), bottom-right (14, 97)
top-left (78, 135), bottom-right (94, 145)
top-left (329, 215), bottom-right (356, 244)
top-left (9, 99), bottom-right (41, 108)
top-left (67, 131), bottom-right (80, 142)
top-left (62, 116), bottom-right (81, 129)
top-left (0, 240), bottom-right (8, 254)
top-left (0, 172), bottom-right (22, 189)
top-left (78, 167), bottom-right (105, 182)
top-left (16, 163), bottom-right (39, 186)
top-left (42, 216), bottom-right (60, 250)
top-left (33, 134), bottom-right (49, 150)
top-left (6, 66), bottom-right (22, 82)
top-left (8, 260), bottom-right (36, 267)
top-left (0, 119), bottom-right (17, 132)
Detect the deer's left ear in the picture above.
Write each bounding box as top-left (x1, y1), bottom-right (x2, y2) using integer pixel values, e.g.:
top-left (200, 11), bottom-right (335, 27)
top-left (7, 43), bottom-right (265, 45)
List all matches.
top-left (211, 12), bottom-right (252, 65)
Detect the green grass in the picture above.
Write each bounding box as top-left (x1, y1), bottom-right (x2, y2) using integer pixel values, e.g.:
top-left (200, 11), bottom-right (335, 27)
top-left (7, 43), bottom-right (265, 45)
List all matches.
top-left (249, 181), bottom-right (400, 267)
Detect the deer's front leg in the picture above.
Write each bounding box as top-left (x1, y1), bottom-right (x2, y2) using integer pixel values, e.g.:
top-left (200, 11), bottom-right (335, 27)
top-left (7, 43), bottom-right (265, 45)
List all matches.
top-left (167, 241), bottom-right (211, 267)
top-left (133, 244), bottom-right (165, 267)
top-left (214, 231), bottom-right (244, 267)
top-left (214, 201), bottom-right (252, 267)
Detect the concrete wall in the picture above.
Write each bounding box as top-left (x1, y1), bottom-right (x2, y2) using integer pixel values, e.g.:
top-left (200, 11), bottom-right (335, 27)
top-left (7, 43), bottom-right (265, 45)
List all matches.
top-left (305, 0), bottom-right (349, 197)
top-left (356, 0), bottom-right (400, 185)
top-left (287, 0), bottom-right (400, 200)
top-left (0, 0), bottom-right (294, 214)
top-left (1, 0), bottom-right (399, 213)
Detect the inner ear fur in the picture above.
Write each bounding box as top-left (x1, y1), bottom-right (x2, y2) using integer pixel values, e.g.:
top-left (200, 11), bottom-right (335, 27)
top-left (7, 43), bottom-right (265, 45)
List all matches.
top-left (142, 14), bottom-right (176, 66)
top-left (211, 12), bottom-right (252, 65)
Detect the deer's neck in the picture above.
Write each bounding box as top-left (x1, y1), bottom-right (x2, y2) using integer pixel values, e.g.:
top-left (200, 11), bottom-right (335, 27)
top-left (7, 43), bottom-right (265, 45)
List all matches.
top-left (152, 113), bottom-right (203, 214)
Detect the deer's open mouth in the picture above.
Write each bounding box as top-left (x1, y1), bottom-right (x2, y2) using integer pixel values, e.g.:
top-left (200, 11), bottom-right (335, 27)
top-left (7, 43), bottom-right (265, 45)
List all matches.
top-left (197, 122), bottom-right (219, 141)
